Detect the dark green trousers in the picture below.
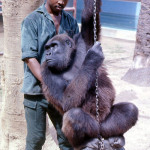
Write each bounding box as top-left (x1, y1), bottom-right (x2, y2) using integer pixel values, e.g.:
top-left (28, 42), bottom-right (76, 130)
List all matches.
top-left (24, 95), bottom-right (73, 150)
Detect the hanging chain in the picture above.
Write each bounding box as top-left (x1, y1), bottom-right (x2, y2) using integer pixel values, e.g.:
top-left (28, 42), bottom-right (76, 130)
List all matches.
top-left (93, 0), bottom-right (104, 150)
top-left (93, 0), bottom-right (97, 43)
top-left (93, 0), bottom-right (99, 122)
top-left (95, 72), bottom-right (99, 123)
top-left (98, 138), bottom-right (105, 150)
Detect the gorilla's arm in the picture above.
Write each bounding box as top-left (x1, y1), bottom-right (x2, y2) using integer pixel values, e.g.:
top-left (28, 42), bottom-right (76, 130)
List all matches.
top-left (63, 42), bottom-right (104, 111)
top-left (81, 0), bottom-right (101, 48)
top-left (62, 0), bottom-right (102, 111)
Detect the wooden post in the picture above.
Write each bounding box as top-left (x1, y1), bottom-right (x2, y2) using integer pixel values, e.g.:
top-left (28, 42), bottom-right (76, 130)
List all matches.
top-left (64, 0), bottom-right (77, 18)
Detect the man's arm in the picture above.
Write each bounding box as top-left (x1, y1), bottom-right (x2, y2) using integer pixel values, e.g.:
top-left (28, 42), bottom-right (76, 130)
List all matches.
top-left (25, 58), bottom-right (43, 83)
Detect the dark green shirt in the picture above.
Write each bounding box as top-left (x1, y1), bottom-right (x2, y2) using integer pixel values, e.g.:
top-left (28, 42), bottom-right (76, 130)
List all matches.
top-left (21, 3), bottom-right (79, 95)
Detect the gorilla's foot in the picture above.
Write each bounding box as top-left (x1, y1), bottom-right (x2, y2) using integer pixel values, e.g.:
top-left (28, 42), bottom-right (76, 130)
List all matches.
top-left (74, 138), bottom-right (99, 150)
top-left (108, 136), bottom-right (125, 149)
top-left (117, 148), bottom-right (125, 150)
top-left (74, 136), bottom-right (125, 150)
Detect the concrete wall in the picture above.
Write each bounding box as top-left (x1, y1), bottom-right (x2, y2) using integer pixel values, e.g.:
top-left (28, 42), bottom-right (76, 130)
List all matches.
top-left (67, 0), bottom-right (141, 30)
top-left (102, 0), bottom-right (141, 16)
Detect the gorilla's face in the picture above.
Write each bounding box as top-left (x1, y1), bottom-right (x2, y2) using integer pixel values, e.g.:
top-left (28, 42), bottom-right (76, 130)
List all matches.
top-left (45, 34), bottom-right (75, 71)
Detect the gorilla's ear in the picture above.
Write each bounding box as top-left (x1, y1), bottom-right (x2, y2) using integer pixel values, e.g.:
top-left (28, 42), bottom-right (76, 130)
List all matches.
top-left (65, 39), bottom-right (72, 48)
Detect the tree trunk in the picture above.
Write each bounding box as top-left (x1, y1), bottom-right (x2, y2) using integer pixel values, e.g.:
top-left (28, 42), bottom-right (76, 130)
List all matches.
top-left (122, 0), bottom-right (150, 87)
top-left (0, 0), bottom-right (43, 149)
top-left (133, 0), bottom-right (150, 68)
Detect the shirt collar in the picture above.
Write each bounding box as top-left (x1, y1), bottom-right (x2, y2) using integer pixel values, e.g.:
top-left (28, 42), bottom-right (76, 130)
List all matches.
top-left (36, 3), bottom-right (67, 21)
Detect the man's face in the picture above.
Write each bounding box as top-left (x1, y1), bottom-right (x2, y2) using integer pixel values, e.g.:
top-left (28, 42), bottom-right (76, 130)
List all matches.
top-left (47, 0), bottom-right (69, 15)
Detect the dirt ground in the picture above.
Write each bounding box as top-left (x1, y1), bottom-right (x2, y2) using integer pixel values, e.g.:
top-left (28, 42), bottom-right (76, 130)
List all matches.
top-left (0, 19), bottom-right (3, 112)
top-left (0, 22), bottom-right (150, 149)
top-left (101, 36), bottom-right (150, 150)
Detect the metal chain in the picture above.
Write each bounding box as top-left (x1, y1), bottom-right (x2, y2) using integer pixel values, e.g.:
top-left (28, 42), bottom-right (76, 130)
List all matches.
top-left (95, 72), bottom-right (99, 122)
top-left (93, 0), bottom-right (97, 43)
top-left (93, 0), bottom-right (104, 150)
top-left (98, 137), bottom-right (105, 150)
top-left (93, 0), bottom-right (99, 127)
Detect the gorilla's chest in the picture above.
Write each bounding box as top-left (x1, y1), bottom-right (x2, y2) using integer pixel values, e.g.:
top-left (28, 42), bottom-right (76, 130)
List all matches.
top-left (50, 74), bottom-right (69, 100)
top-left (63, 45), bottom-right (87, 81)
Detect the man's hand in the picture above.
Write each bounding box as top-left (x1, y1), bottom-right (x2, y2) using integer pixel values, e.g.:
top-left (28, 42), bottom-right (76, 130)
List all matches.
top-left (25, 58), bottom-right (43, 83)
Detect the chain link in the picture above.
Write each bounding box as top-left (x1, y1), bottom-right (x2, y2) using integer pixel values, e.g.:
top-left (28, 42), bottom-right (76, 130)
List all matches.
top-left (99, 137), bottom-right (105, 150)
top-left (93, 0), bottom-right (99, 127)
top-left (93, 0), bottom-right (104, 150)
top-left (95, 72), bottom-right (99, 123)
top-left (93, 0), bottom-right (97, 43)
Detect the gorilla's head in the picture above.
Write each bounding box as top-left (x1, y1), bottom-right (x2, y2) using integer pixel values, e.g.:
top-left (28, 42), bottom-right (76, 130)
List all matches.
top-left (45, 34), bottom-right (76, 71)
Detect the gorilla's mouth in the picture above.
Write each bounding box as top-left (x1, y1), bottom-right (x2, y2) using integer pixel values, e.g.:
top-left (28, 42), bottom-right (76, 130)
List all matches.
top-left (46, 59), bottom-right (52, 62)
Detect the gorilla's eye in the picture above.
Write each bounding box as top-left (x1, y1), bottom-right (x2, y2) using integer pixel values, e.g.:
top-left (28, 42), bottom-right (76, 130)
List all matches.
top-left (45, 45), bottom-right (50, 50)
top-left (65, 40), bottom-right (72, 48)
top-left (51, 43), bottom-right (57, 48)
top-left (54, 44), bottom-right (58, 49)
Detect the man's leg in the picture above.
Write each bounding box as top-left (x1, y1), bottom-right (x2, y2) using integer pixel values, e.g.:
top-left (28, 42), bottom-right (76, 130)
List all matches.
top-left (47, 102), bottom-right (73, 150)
top-left (24, 95), bottom-right (47, 150)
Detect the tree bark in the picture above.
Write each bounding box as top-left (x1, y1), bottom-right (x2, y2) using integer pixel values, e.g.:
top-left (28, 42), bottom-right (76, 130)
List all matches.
top-left (122, 0), bottom-right (150, 87)
top-left (0, 0), bottom-right (43, 149)
top-left (133, 0), bottom-right (150, 68)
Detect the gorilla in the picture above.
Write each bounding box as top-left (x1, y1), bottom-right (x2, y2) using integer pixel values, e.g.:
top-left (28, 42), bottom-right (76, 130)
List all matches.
top-left (41, 0), bottom-right (138, 149)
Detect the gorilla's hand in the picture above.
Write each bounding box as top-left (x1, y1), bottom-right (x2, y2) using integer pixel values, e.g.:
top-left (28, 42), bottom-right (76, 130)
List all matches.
top-left (90, 41), bottom-right (104, 58)
top-left (84, 41), bottom-right (104, 69)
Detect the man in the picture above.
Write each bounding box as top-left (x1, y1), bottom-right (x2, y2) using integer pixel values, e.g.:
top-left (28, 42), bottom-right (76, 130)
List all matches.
top-left (21, 0), bottom-right (79, 150)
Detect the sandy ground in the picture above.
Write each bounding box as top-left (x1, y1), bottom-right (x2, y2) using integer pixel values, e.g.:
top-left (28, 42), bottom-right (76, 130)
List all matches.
top-left (101, 37), bottom-right (150, 150)
top-left (0, 20), bottom-right (3, 113)
top-left (0, 21), bottom-right (150, 150)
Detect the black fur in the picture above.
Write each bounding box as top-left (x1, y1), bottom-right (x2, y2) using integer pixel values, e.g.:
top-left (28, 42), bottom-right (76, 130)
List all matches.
top-left (41, 0), bottom-right (138, 148)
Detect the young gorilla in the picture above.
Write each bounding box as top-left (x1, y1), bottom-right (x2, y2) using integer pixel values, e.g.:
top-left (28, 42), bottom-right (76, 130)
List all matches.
top-left (41, 0), bottom-right (138, 149)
